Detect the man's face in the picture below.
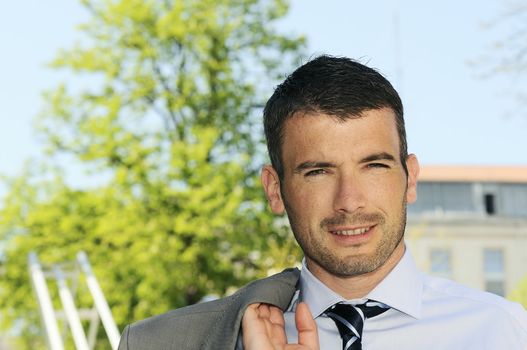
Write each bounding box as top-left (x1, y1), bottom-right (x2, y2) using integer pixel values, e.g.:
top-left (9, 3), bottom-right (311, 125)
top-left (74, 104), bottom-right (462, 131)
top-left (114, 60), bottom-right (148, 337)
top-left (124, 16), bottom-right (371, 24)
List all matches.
top-left (262, 108), bottom-right (419, 279)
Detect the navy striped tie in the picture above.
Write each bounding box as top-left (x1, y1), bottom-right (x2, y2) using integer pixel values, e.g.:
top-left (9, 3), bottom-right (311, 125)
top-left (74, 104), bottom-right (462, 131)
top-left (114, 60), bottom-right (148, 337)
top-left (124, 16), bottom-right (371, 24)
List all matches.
top-left (324, 300), bottom-right (389, 350)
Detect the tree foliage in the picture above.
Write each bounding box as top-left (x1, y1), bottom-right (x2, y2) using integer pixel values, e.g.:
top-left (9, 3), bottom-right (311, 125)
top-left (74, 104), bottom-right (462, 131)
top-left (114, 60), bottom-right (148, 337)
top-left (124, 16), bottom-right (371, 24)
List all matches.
top-left (0, 0), bottom-right (304, 348)
top-left (510, 276), bottom-right (527, 309)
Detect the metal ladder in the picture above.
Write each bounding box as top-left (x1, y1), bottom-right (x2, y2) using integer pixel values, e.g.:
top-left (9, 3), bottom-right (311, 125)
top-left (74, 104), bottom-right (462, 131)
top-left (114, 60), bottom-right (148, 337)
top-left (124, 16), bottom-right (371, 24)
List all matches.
top-left (28, 251), bottom-right (121, 350)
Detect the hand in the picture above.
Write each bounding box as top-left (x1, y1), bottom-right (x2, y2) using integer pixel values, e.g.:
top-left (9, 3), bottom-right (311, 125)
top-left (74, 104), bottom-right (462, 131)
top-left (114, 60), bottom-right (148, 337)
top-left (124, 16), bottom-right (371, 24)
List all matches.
top-left (241, 302), bottom-right (319, 350)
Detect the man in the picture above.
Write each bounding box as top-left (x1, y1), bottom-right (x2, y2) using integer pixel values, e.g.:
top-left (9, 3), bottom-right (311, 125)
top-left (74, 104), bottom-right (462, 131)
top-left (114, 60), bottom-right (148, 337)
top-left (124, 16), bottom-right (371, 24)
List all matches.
top-left (118, 55), bottom-right (527, 349)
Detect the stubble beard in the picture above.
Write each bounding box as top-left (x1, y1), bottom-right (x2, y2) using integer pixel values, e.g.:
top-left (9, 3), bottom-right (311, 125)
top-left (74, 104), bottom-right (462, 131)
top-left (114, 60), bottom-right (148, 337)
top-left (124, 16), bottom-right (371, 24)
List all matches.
top-left (286, 201), bottom-right (408, 278)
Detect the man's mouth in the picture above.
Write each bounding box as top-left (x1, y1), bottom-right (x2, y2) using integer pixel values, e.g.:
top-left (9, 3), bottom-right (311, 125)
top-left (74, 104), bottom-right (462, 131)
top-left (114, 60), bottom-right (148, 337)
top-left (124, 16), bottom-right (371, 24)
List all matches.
top-left (330, 226), bottom-right (373, 236)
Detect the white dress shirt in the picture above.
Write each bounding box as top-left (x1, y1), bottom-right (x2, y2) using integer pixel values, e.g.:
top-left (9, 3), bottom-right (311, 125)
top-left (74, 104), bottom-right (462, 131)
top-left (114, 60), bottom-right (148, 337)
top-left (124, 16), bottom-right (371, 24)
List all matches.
top-left (282, 247), bottom-right (527, 349)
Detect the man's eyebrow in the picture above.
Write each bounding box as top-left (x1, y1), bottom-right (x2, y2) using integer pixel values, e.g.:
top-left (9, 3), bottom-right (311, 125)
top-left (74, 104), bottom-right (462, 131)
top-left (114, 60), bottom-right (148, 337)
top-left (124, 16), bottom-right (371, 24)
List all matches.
top-left (294, 161), bottom-right (336, 173)
top-left (360, 152), bottom-right (397, 163)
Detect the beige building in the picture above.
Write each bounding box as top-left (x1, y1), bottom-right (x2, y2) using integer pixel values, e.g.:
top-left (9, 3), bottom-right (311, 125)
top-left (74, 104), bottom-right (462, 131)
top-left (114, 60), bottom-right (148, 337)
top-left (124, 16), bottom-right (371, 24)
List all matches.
top-left (406, 165), bottom-right (527, 297)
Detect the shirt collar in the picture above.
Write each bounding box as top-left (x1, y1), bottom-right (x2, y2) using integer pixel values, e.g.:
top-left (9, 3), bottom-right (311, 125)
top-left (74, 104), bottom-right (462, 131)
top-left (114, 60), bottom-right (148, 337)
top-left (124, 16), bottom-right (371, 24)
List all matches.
top-left (367, 246), bottom-right (423, 319)
top-left (298, 259), bottom-right (344, 318)
top-left (299, 245), bottom-right (423, 320)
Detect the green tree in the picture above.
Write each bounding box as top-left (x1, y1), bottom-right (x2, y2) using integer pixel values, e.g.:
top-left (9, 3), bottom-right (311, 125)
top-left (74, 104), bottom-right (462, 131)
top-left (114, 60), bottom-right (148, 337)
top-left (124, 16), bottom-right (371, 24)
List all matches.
top-left (510, 276), bottom-right (527, 309)
top-left (0, 0), bottom-right (304, 348)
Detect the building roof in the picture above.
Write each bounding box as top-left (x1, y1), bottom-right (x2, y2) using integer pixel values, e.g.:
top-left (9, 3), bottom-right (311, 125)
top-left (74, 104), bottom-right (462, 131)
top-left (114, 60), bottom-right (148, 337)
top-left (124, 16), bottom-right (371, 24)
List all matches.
top-left (418, 165), bottom-right (527, 183)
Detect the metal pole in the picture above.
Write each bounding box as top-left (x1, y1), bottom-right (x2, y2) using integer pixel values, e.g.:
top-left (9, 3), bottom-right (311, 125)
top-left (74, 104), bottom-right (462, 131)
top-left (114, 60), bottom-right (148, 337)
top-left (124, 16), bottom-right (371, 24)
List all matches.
top-left (86, 312), bottom-right (100, 350)
top-left (54, 266), bottom-right (90, 350)
top-left (76, 252), bottom-right (120, 350)
top-left (28, 253), bottom-right (65, 350)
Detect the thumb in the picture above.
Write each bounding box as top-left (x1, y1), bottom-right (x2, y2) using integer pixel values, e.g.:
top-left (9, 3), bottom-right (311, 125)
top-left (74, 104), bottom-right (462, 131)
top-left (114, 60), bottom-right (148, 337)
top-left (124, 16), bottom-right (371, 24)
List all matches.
top-left (295, 302), bottom-right (319, 349)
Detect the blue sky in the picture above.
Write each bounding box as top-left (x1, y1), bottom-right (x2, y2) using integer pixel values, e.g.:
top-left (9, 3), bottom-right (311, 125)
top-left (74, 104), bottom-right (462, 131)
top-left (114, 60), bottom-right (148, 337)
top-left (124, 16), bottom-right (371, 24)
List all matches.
top-left (1, 0), bottom-right (526, 192)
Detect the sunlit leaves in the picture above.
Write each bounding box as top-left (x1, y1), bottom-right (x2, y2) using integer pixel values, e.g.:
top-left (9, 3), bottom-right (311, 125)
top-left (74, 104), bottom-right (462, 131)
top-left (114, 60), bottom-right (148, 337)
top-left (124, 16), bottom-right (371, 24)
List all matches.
top-left (0, 0), bottom-right (304, 348)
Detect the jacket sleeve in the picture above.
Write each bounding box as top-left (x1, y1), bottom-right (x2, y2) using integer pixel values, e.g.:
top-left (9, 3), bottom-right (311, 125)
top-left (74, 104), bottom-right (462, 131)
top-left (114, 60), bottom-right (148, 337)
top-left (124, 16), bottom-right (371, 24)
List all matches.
top-left (117, 325), bottom-right (130, 350)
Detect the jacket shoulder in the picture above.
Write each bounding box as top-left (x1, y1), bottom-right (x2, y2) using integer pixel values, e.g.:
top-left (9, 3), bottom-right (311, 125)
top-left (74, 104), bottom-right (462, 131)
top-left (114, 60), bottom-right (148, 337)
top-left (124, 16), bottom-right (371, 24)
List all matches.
top-left (119, 300), bottom-right (229, 349)
top-left (118, 268), bottom-right (300, 350)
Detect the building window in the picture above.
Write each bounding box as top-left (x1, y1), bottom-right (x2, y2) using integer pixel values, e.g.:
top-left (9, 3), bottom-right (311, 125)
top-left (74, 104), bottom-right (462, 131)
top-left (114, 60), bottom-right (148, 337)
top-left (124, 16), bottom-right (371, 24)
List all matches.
top-left (483, 249), bottom-right (505, 296)
top-left (484, 194), bottom-right (496, 215)
top-left (429, 248), bottom-right (452, 279)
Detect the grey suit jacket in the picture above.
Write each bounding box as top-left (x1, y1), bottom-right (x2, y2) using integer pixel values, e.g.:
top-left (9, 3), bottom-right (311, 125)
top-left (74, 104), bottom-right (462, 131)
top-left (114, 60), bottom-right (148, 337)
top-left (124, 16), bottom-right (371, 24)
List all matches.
top-left (118, 268), bottom-right (300, 350)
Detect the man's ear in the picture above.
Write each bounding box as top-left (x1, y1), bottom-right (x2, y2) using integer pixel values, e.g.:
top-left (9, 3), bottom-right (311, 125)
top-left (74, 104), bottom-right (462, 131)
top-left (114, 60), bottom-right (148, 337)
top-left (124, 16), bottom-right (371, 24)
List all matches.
top-left (405, 154), bottom-right (420, 204)
top-left (261, 165), bottom-right (285, 214)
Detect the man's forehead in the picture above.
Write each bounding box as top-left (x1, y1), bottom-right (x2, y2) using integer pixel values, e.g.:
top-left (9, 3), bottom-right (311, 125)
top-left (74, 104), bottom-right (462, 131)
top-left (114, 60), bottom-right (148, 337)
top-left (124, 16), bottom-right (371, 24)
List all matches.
top-left (283, 108), bottom-right (397, 129)
top-left (282, 109), bottom-right (397, 138)
top-left (280, 109), bottom-right (400, 163)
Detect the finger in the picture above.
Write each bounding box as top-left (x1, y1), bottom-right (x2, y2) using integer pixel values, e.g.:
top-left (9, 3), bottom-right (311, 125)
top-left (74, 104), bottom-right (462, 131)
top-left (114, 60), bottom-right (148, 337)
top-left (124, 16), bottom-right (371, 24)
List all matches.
top-left (295, 302), bottom-right (319, 349)
top-left (268, 305), bottom-right (285, 326)
top-left (268, 306), bottom-right (288, 346)
top-left (242, 303), bottom-right (274, 349)
top-left (243, 304), bottom-right (271, 338)
top-left (242, 303), bottom-right (260, 325)
top-left (255, 304), bottom-right (276, 337)
top-left (257, 303), bottom-right (271, 319)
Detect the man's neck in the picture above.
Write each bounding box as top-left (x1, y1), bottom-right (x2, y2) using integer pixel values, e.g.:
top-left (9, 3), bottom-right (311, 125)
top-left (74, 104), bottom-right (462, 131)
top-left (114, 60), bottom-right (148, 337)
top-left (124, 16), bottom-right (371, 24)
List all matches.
top-left (306, 243), bottom-right (405, 300)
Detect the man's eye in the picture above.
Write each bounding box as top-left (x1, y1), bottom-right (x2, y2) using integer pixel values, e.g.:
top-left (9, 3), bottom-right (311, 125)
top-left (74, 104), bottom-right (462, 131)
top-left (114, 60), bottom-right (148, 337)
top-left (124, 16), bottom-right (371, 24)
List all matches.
top-left (368, 163), bottom-right (390, 169)
top-left (305, 169), bottom-right (326, 176)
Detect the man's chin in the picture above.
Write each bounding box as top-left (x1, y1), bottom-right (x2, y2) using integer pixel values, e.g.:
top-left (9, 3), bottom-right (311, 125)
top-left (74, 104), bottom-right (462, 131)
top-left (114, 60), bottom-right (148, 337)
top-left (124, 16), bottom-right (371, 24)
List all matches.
top-left (311, 254), bottom-right (382, 278)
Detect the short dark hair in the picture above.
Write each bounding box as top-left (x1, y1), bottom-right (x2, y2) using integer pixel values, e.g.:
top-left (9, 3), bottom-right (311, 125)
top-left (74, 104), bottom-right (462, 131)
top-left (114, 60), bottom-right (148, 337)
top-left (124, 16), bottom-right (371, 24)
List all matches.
top-left (263, 55), bottom-right (407, 179)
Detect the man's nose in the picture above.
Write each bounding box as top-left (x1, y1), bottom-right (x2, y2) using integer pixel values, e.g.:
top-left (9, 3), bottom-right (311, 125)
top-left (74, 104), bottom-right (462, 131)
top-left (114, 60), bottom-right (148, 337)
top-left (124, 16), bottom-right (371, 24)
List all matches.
top-left (332, 172), bottom-right (366, 214)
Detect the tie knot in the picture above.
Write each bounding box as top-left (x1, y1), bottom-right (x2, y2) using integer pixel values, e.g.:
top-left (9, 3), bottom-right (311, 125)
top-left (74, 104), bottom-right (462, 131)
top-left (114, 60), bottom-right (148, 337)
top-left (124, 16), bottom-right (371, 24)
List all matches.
top-left (355, 300), bottom-right (390, 318)
top-left (324, 300), bottom-right (389, 350)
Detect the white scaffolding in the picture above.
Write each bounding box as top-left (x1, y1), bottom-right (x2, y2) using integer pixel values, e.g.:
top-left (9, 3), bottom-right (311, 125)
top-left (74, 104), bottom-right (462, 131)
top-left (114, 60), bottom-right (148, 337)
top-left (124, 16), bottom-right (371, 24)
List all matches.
top-left (28, 252), bottom-right (120, 350)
